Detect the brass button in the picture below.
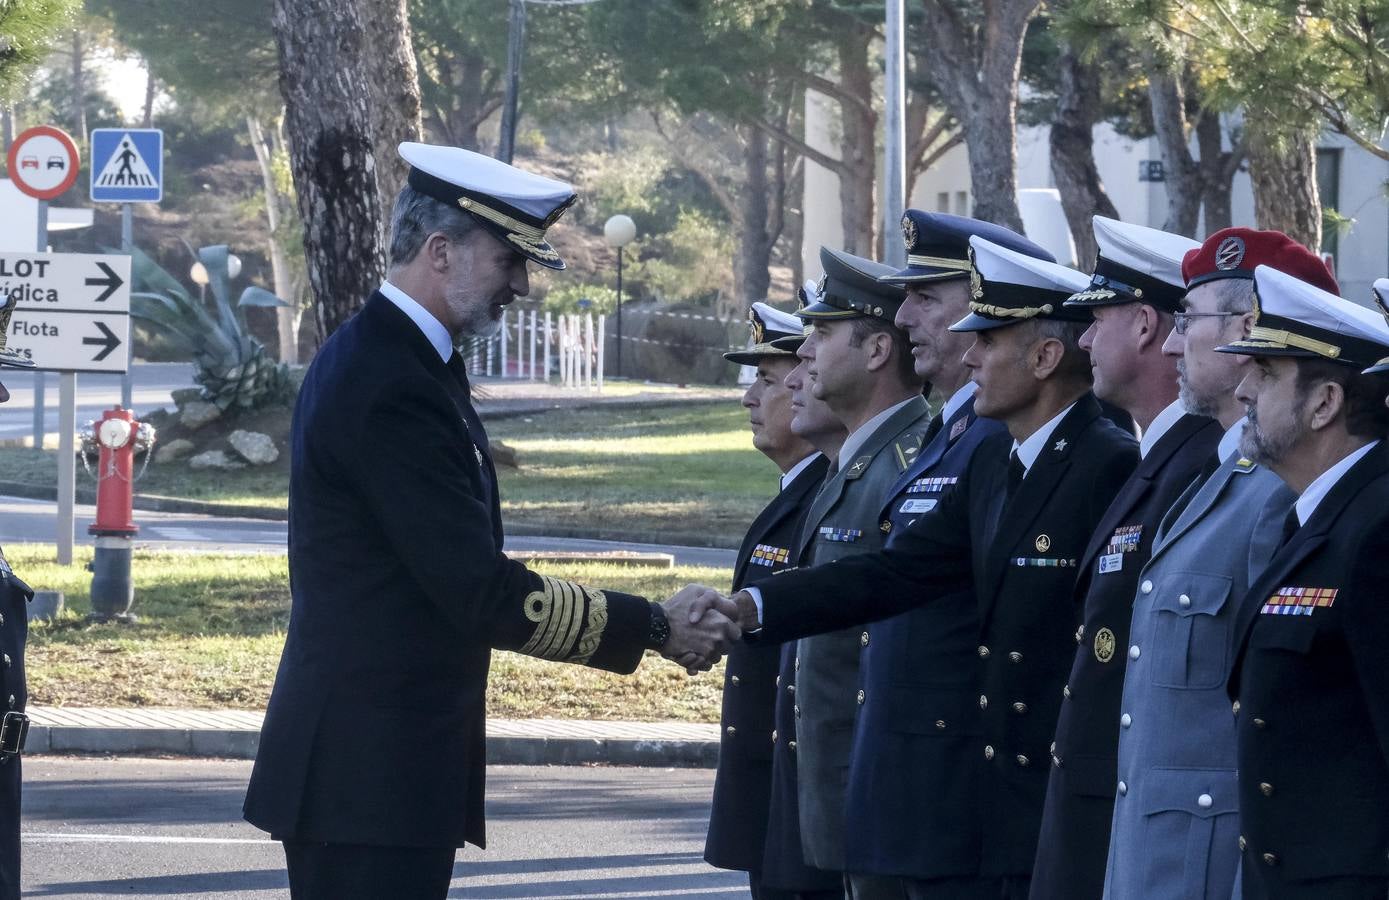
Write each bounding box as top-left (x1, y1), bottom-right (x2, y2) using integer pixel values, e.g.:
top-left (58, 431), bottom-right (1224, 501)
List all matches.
top-left (0, 613), bottom-right (5, 626)
top-left (1128, 645), bottom-right (1140, 660)
top-left (789, 740), bottom-right (796, 752)
top-left (2, 654), bottom-right (9, 669)
top-left (1232, 700), bottom-right (1241, 715)
top-left (730, 675), bottom-right (740, 685)
top-left (857, 690), bottom-right (865, 705)
top-left (880, 520), bottom-right (892, 534)
top-left (1239, 836), bottom-right (1248, 851)
top-left (1118, 781), bottom-right (1128, 796)
top-left (1262, 853), bottom-right (1278, 867)
top-left (1253, 717), bottom-right (1267, 729)
top-left (934, 720), bottom-right (947, 730)
top-left (1063, 684), bottom-right (1071, 699)
top-left (1052, 753), bottom-right (1062, 768)
top-left (794, 705), bottom-right (800, 718)
top-left (775, 675), bottom-right (781, 687)
top-left (1260, 782), bottom-right (1274, 797)
top-left (1008, 651), bottom-right (1023, 663)
top-left (978, 645), bottom-right (990, 658)
top-left (1075, 625), bottom-right (1084, 644)
top-left (771, 729), bottom-right (778, 743)
top-left (1050, 741), bottom-right (1056, 752)
top-left (1141, 579), bottom-right (1154, 594)
top-left (1121, 713), bottom-right (1132, 728)
top-left (5, 695), bottom-right (12, 709)
top-left (984, 745), bottom-right (994, 760)
top-left (1198, 793), bottom-right (1213, 808)
top-left (1178, 593), bottom-right (1191, 608)
top-left (795, 657), bottom-right (800, 672)
top-left (788, 684), bottom-right (795, 694)
top-left (860, 632), bottom-right (870, 647)
top-left (726, 726), bottom-right (736, 735)
top-left (979, 694), bottom-right (988, 710)
top-left (1012, 702), bottom-right (1027, 715)
top-left (1016, 754), bottom-right (1029, 767)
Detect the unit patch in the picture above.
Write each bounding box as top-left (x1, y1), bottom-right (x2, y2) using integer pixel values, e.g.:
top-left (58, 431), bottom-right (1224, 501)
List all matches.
top-left (1094, 626), bottom-right (1116, 663)
top-left (907, 476), bottom-right (958, 494)
top-left (1261, 586), bottom-right (1338, 616)
top-left (819, 526), bottom-right (863, 543)
top-left (750, 544), bottom-right (791, 568)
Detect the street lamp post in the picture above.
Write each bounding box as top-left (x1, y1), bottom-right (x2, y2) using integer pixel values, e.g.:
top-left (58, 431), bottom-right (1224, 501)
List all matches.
top-left (603, 214), bottom-right (637, 378)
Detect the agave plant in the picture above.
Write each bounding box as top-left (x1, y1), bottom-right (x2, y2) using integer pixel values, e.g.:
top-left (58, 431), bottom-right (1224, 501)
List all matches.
top-left (128, 243), bottom-right (292, 411)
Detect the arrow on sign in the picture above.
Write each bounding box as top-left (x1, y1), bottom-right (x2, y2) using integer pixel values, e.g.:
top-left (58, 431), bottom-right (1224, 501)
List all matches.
top-left (82, 321), bottom-right (121, 361)
top-left (85, 262), bottom-right (125, 303)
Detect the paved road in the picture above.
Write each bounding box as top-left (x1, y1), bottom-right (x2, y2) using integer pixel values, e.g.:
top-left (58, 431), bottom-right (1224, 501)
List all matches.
top-left (0, 495), bottom-right (738, 569)
top-left (22, 758), bottom-right (746, 898)
top-left (0, 364), bottom-right (193, 442)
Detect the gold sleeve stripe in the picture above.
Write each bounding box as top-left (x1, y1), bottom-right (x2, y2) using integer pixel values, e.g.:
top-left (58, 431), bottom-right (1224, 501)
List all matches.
top-left (568, 589), bottom-right (609, 666)
top-left (520, 576), bottom-right (585, 661)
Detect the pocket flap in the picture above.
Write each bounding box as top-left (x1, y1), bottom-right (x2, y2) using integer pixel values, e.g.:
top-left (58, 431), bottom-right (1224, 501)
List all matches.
top-left (1140, 767), bottom-right (1238, 819)
top-left (1152, 571), bottom-right (1232, 616)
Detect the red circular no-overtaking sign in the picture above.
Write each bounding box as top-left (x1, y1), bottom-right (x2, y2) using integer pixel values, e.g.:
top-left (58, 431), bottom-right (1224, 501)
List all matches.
top-left (7, 125), bottom-right (81, 200)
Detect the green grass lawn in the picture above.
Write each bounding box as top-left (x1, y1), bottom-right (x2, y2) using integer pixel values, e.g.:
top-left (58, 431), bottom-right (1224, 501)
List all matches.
top-left (0, 402), bottom-right (777, 541)
top-left (9, 545), bottom-right (736, 721)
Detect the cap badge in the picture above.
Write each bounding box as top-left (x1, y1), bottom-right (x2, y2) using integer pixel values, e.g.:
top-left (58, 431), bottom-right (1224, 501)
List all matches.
top-left (750, 310), bottom-right (766, 345)
top-left (901, 214), bottom-right (918, 251)
top-left (969, 264), bottom-right (984, 301)
top-left (817, 273), bottom-right (828, 298)
top-left (1215, 236), bottom-right (1246, 270)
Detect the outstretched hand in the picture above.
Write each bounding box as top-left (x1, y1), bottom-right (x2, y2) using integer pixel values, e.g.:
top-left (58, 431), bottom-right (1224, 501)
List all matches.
top-left (661, 584), bottom-right (742, 675)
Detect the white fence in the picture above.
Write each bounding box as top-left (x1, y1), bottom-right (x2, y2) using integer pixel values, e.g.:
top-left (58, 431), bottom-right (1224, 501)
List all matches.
top-left (460, 309), bottom-right (603, 391)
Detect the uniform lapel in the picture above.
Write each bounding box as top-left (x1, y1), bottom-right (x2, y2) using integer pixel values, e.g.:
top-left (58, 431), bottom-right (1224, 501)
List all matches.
top-left (1148, 454), bottom-right (1245, 562)
top-left (734, 456), bottom-right (825, 584)
top-left (882, 397), bottom-right (977, 505)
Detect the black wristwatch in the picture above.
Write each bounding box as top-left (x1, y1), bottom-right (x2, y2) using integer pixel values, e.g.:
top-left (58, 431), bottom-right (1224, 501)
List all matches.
top-left (645, 602), bottom-right (671, 650)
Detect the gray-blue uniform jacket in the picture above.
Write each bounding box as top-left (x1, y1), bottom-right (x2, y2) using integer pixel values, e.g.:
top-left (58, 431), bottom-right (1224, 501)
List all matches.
top-left (787, 394), bottom-right (932, 872)
top-left (1104, 446), bottom-right (1293, 900)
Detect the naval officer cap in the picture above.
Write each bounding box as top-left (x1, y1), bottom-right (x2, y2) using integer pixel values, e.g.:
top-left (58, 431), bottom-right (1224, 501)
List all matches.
top-left (882, 210), bottom-right (1055, 284)
top-left (1357, 279), bottom-right (1389, 375)
top-left (798, 247), bottom-right (907, 324)
top-left (1216, 265), bottom-right (1389, 369)
top-left (768, 281), bottom-right (821, 352)
top-left (400, 141), bottom-right (577, 270)
top-left (1064, 216), bottom-right (1199, 314)
top-left (725, 302), bottom-right (805, 364)
top-left (0, 294), bottom-right (36, 369)
top-left (950, 235), bottom-right (1091, 333)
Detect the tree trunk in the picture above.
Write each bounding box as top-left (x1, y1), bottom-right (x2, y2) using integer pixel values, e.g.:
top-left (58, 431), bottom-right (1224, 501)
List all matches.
top-left (1195, 110), bottom-right (1241, 236)
top-left (70, 28), bottom-right (86, 149)
top-left (1049, 46), bottom-right (1119, 270)
top-left (272, 0), bottom-right (386, 342)
top-left (1248, 127), bottom-right (1321, 250)
top-left (141, 67), bottom-right (156, 128)
top-left (735, 126), bottom-right (774, 306)
top-left (1144, 57), bottom-right (1202, 237)
top-left (1, 107), bottom-right (13, 152)
top-left (248, 114), bottom-right (300, 364)
top-left (836, 22), bottom-right (877, 256)
top-left (358, 0), bottom-right (422, 199)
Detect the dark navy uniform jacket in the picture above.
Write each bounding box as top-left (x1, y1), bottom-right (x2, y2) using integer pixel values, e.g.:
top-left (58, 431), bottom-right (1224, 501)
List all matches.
top-left (0, 547), bottom-right (30, 900)
top-left (752, 393), bottom-right (1137, 880)
top-left (705, 454), bottom-right (829, 875)
top-left (1029, 411), bottom-right (1219, 900)
top-left (243, 293), bottom-right (651, 850)
top-left (843, 394), bottom-right (1004, 880)
top-left (1229, 440), bottom-right (1389, 900)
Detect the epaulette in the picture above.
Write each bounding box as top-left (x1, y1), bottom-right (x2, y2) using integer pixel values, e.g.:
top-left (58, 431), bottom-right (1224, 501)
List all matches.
top-left (1233, 457), bottom-right (1257, 473)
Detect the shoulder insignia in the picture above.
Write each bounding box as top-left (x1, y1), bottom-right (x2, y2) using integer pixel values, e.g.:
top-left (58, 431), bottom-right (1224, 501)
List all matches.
top-left (950, 417), bottom-right (968, 441)
top-left (1262, 586), bottom-right (1337, 616)
top-left (894, 438), bottom-right (922, 471)
top-left (844, 455), bottom-right (873, 480)
top-left (1234, 457), bottom-right (1257, 473)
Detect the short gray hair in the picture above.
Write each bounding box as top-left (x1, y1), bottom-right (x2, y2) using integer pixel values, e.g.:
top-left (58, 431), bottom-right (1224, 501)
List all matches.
top-left (388, 186), bottom-right (478, 266)
top-left (1210, 277), bottom-right (1256, 314)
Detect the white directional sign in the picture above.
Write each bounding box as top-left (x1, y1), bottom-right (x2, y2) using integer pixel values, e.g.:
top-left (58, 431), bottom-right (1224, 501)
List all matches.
top-left (2, 250), bottom-right (131, 373)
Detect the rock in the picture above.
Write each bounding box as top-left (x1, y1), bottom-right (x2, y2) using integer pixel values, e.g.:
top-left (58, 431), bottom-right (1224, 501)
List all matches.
top-left (171, 387), bottom-right (205, 407)
top-left (188, 449), bottom-right (246, 470)
top-left (229, 430), bottom-right (279, 466)
top-left (140, 407), bottom-right (172, 429)
top-left (180, 400), bottom-right (222, 430)
top-left (154, 438), bottom-right (195, 464)
top-left (491, 439), bottom-right (520, 469)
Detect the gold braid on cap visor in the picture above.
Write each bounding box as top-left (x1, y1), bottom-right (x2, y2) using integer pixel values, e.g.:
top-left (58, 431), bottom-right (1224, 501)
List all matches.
top-left (969, 300), bottom-right (1055, 320)
top-left (1244, 325), bottom-right (1342, 359)
top-left (458, 196), bottom-right (561, 261)
top-left (907, 254), bottom-right (971, 271)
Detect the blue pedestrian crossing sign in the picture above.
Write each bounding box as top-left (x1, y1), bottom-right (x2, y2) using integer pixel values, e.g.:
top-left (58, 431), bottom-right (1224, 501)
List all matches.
top-left (90, 129), bottom-right (163, 203)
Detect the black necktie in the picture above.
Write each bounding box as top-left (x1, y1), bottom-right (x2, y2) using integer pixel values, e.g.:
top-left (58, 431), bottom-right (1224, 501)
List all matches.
top-left (446, 352), bottom-right (490, 455)
top-left (1006, 451), bottom-right (1025, 501)
top-left (1198, 451), bottom-right (1222, 483)
top-left (924, 412), bottom-right (945, 445)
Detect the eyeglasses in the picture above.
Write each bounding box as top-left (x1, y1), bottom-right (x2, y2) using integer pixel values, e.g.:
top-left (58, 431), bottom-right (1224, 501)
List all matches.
top-left (1173, 311), bottom-right (1238, 335)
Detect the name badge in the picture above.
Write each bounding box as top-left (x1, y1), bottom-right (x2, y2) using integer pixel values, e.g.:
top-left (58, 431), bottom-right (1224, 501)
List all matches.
top-left (899, 499), bottom-right (937, 514)
top-left (1098, 553), bottom-right (1124, 574)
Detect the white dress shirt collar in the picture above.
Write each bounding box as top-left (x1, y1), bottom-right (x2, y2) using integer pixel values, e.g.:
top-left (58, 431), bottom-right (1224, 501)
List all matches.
top-left (379, 280), bottom-right (452, 363)
top-left (1011, 401), bottom-right (1078, 475)
top-left (1218, 416), bottom-right (1248, 463)
top-left (781, 452), bottom-right (823, 492)
top-left (941, 381), bottom-right (978, 426)
top-left (1295, 440), bottom-right (1379, 526)
top-left (1139, 399), bottom-right (1187, 460)
top-left (838, 397), bottom-right (917, 469)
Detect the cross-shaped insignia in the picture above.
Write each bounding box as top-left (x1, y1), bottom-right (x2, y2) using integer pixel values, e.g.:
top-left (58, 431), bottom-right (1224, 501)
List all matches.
top-left (1053, 438), bottom-right (1068, 452)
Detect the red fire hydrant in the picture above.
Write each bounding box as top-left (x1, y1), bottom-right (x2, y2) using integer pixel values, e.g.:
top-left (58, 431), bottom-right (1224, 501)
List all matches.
top-left (80, 406), bottom-right (156, 622)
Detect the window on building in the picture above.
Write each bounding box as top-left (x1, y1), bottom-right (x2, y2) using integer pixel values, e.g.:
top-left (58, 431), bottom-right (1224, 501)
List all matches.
top-left (955, 191), bottom-right (969, 216)
top-left (937, 192), bottom-right (950, 212)
top-left (1316, 147), bottom-right (1342, 262)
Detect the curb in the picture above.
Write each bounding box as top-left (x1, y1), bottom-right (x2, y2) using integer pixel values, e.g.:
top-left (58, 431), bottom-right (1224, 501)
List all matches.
top-left (22, 725), bottom-right (720, 768)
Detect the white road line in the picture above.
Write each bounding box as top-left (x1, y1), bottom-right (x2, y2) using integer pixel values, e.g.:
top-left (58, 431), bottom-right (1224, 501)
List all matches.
top-left (23, 831), bottom-right (277, 845)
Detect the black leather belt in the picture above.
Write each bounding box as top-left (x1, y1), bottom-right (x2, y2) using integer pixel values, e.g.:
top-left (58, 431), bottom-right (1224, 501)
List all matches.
top-left (0, 711), bottom-right (29, 759)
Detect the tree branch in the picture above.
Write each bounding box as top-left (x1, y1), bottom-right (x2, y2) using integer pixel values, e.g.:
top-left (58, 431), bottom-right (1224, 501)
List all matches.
top-left (747, 115), bottom-right (845, 175)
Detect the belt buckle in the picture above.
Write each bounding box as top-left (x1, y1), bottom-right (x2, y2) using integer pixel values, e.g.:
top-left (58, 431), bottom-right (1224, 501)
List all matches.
top-left (0, 711), bottom-right (29, 758)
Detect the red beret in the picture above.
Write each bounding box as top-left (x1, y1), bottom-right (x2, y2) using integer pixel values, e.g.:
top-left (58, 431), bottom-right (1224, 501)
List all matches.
top-left (1181, 227), bottom-right (1339, 296)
